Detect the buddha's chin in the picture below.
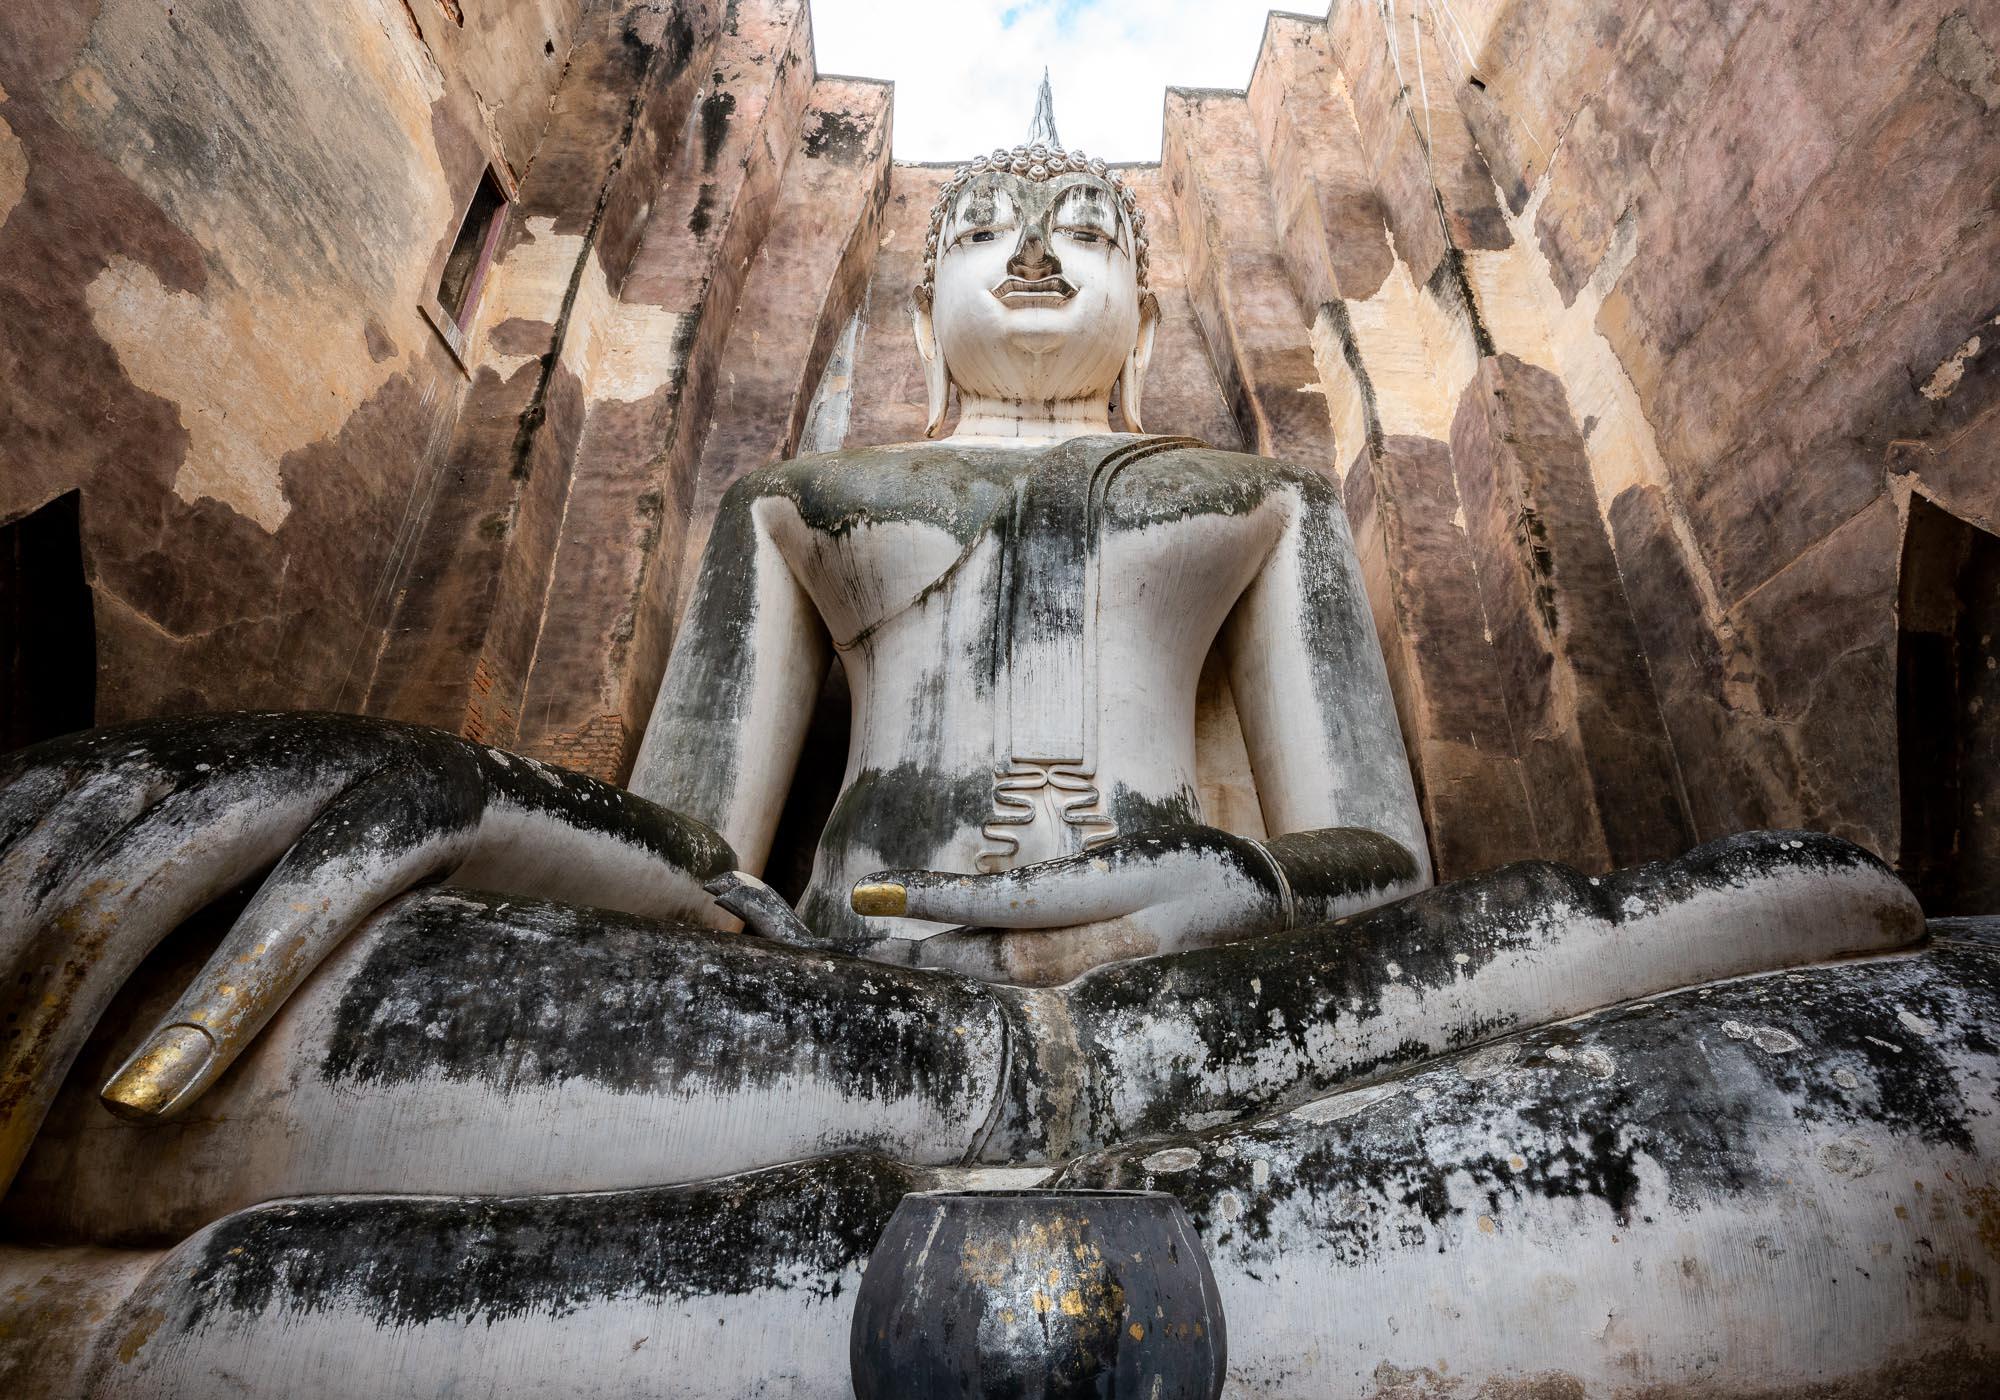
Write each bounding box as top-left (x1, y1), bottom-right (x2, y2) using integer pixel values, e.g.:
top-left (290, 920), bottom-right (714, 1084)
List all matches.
top-left (998, 314), bottom-right (1125, 366)
top-left (998, 323), bottom-right (1071, 356)
top-left (993, 301), bottom-right (1084, 338)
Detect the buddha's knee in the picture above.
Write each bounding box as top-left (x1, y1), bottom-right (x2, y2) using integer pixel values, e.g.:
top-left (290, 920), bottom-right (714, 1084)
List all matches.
top-left (1060, 939), bottom-right (2000, 1395)
top-left (10, 890), bottom-right (1010, 1244)
top-left (78, 1155), bottom-right (923, 1400)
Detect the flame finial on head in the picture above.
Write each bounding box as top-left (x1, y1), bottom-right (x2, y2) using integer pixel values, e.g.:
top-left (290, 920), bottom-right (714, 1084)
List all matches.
top-left (1027, 67), bottom-right (1061, 149)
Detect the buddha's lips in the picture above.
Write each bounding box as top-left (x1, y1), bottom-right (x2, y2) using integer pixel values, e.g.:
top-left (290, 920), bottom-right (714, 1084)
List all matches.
top-left (992, 275), bottom-right (1076, 305)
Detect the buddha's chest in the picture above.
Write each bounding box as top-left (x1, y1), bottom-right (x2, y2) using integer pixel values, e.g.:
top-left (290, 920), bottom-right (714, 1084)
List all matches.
top-left (758, 466), bottom-right (1287, 653)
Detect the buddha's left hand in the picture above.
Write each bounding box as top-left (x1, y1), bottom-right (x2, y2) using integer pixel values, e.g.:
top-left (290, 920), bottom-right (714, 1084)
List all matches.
top-left (853, 825), bottom-right (1422, 960)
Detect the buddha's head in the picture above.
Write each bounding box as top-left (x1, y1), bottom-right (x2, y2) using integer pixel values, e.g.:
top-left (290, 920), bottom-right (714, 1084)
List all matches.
top-left (915, 144), bottom-right (1160, 436)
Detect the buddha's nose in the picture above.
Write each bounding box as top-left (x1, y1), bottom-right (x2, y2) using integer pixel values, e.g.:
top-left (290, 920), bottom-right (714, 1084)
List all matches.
top-left (1008, 220), bottom-right (1062, 280)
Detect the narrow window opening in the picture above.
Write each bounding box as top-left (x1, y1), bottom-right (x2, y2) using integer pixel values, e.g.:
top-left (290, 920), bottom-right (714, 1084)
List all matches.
top-left (1, 491), bottom-right (96, 753)
top-left (438, 172), bottom-right (508, 327)
top-left (423, 166), bottom-right (511, 369)
top-left (1897, 495), bottom-right (2000, 914)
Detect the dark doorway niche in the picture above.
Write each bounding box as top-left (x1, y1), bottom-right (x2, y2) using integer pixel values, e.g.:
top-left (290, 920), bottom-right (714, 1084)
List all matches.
top-left (1897, 495), bottom-right (2000, 914)
top-left (1, 491), bottom-right (97, 753)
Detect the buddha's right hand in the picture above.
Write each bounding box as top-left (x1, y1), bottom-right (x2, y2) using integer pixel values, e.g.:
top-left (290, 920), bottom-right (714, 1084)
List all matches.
top-left (0, 712), bottom-right (735, 1169)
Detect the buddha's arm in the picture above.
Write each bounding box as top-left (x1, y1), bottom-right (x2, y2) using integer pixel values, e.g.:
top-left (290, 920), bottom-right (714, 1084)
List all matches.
top-left (0, 712), bottom-right (739, 1199)
top-left (1217, 465), bottom-right (1433, 916)
top-left (628, 475), bottom-right (830, 877)
top-left (0, 474), bottom-right (826, 1187)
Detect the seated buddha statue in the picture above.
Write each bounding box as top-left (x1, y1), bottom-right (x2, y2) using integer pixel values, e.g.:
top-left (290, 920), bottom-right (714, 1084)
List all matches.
top-left (0, 132), bottom-right (1989, 1399)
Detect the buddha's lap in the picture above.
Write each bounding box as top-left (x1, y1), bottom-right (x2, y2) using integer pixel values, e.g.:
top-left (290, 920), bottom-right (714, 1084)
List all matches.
top-left (21, 935), bottom-right (1999, 1399)
top-left (8, 831), bottom-right (1924, 1244)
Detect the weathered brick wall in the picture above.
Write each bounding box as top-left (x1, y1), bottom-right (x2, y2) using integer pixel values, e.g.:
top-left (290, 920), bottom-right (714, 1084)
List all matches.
top-left (360, 0), bottom-right (733, 749)
top-left (1395, 0), bottom-right (1999, 876)
top-left (0, 0), bottom-right (590, 723)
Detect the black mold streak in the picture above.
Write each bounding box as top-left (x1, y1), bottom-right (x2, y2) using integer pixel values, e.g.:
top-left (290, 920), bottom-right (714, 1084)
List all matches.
top-left (176, 1153), bottom-right (927, 1328)
top-left (700, 83), bottom-right (735, 171)
top-left (1424, 246), bottom-right (1497, 358)
top-left (802, 110), bottom-right (868, 164)
top-left (1320, 299), bottom-right (1384, 458)
top-left (320, 888), bottom-right (997, 1113)
top-left (1061, 940), bottom-right (1999, 1271)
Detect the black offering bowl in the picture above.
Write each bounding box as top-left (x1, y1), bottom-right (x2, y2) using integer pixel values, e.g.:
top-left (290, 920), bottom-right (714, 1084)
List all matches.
top-left (850, 1188), bottom-right (1226, 1399)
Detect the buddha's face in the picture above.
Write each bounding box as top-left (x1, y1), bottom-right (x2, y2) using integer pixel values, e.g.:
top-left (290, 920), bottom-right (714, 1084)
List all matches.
top-left (929, 170), bottom-right (1143, 405)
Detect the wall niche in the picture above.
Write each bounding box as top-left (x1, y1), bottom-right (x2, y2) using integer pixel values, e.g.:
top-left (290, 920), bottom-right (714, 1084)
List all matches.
top-left (1897, 495), bottom-right (2000, 915)
top-left (1, 491), bottom-right (96, 754)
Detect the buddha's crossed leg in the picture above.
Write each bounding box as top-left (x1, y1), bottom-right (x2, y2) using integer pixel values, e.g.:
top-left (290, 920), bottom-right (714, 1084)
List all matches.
top-left (8, 829), bottom-right (1921, 1245)
top-left (14, 922), bottom-right (1994, 1400)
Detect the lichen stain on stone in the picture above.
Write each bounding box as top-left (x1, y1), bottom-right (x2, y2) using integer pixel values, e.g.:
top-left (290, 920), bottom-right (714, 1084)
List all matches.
top-left (688, 181), bottom-right (715, 234)
top-left (1141, 1146), bottom-right (1201, 1173)
top-left (0, 97), bottom-right (26, 231)
top-left (1367, 1363), bottom-right (1585, 1400)
top-left (1721, 1020), bottom-right (1803, 1054)
top-left (1062, 942), bottom-right (1998, 1273)
top-left (318, 888), bottom-right (996, 1113)
top-left (1934, 11), bottom-right (2000, 111)
top-left (113, 1304), bottom-right (164, 1364)
top-left (802, 109), bottom-right (869, 164)
top-left (700, 82), bottom-right (736, 170)
top-left (653, 8), bottom-right (698, 84)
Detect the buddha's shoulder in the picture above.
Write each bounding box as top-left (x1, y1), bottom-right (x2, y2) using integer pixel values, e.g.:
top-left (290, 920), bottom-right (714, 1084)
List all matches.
top-left (720, 442), bottom-right (1022, 533)
top-left (1150, 437), bottom-right (1335, 482)
top-left (719, 438), bottom-right (1334, 515)
top-left (728, 442), bottom-right (1013, 493)
top-left (1111, 440), bottom-right (1339, 520)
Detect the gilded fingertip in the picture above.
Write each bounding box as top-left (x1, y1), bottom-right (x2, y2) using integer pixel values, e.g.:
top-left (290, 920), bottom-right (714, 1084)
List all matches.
top-left (100, 1024), bottom-right (216, 1121)
top-left (851, 881), bottom-right (908, 917)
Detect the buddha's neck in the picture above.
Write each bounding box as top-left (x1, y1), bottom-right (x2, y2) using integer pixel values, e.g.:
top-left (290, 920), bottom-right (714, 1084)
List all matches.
top-left (949, 392), bottom-right (1114, 444)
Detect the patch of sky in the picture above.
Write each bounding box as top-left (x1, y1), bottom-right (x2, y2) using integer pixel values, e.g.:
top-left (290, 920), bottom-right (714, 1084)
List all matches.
top-left (810, 0), bottom-right (1289, 161)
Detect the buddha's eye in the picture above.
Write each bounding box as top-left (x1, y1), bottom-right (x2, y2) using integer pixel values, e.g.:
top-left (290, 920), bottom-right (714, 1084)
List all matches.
top-left (1061, 228), bottom-right (1106, 245)
top-left (960, 229), bottom-right (1000, 245)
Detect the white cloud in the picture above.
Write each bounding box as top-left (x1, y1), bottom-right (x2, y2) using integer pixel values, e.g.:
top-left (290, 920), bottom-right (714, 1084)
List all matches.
top-left (809, 0), bottom-right (1297, 162)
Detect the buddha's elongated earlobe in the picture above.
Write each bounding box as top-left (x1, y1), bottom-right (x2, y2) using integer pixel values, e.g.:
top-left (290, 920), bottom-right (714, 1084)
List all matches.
top-left (1119, 292), bottom-right (1160, 434)
top-left (913, 302), bottom-right (950, 438)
